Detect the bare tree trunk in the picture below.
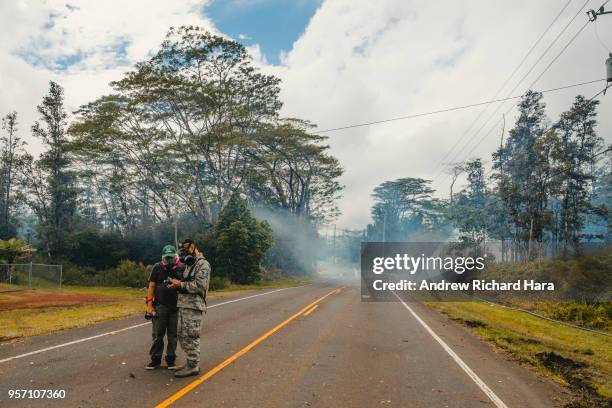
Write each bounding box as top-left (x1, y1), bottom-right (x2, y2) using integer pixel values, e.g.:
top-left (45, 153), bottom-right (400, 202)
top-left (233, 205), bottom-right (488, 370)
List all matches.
top-left (527, 217), bottom-right (534, 261)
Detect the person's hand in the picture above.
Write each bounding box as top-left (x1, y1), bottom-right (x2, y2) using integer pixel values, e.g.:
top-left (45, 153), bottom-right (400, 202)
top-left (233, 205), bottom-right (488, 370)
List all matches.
top-left (167, 278), bottom-right (182, 289)
top-left (146, 305), bottom-right (155, 316)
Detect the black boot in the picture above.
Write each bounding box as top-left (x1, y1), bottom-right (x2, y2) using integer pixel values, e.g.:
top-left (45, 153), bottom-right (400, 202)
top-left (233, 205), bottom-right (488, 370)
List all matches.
top-left (166, 357), bottom-right (178, 370)
top-left (145, 358), bottom-right (161, 370)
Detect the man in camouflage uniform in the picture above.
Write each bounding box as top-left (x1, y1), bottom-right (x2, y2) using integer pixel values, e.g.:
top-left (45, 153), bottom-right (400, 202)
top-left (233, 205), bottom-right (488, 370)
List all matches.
top-left (167, 238), bottom-right (211, 378)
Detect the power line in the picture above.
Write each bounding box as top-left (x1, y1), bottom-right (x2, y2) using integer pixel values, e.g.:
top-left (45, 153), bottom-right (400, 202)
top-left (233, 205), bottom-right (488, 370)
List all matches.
top-left (480, 81), bottom-right (611, 183)
top-left (484, 80), bottom-right (611, 181)
top-left (430, 0), bottom-right (592, 189)
top-left (318, 1), bottom-right (576, 135)
top-left (430, 0), bottom-right (573, 176)
top-left (432, 1), bottom-right (607, 191)
top-left (455, 20), bottom-right (599, 180)
top-left (529, 21), bottom-right (590, 89)
top-left (316, 78), bottom-right (604, 133)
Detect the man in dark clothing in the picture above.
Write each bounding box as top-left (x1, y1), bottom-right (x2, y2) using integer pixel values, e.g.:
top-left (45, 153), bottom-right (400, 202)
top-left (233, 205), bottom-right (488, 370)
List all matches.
top-left (145, 245), bottom-right (185, 370)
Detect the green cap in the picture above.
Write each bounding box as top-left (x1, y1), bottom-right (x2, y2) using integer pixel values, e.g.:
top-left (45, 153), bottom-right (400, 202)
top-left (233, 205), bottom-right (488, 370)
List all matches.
top-left (162, 245), bottom-right (176, 257)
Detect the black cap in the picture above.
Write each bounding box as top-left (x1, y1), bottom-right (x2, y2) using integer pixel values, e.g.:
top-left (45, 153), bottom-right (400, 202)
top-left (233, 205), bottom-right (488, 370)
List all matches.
top-left (181, 238), bottom-right (195, 246)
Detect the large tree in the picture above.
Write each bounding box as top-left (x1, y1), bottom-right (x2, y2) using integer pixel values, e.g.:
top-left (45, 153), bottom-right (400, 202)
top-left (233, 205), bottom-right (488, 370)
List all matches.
top-left (70, 27), bottom-right (343, 235)
top-left (0, 112), bottom-right (26, 238)
top-left (492, 91), bottom-right (548, 260)
top-left (368, 178), bottom-right (449, 241)
top-left (552, 95), bottom-right (603, 254)
top-left (246, 119), bottom-right (343, 222)
top-left (63, 27), bottom-right (345, 278)
top-left (22, 81), bottom-right (78, 257)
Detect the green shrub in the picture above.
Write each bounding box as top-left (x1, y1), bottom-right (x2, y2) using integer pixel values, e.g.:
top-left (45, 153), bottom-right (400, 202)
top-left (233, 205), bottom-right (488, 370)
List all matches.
top-left (95, 260), bottom-right (150, 288)
top-left (469, 250), bottom-right (612, 302)
top-left (62, 265), bottom-right (97, 285)
top-left (59, 261), bottom-right (150, 288)
top-left (548, 302), bottom-right (612, 331)
top-left (206, 194), bottom-right (273, 284)
top-left (209, 276), bottom-right (231, 291)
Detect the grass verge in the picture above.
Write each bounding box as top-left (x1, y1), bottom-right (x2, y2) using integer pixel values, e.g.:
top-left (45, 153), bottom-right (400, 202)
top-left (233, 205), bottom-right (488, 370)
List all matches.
top-left (0, 278), bottom-right (309, 343)
top-left (427, 301), bottom-right (611, 408)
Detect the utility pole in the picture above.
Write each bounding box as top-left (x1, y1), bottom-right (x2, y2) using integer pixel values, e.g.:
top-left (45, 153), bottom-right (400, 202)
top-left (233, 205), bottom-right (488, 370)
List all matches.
top-left (587, 5), bottom-right (612, 93)
top-left (382, 211), bottom-right (387, 243)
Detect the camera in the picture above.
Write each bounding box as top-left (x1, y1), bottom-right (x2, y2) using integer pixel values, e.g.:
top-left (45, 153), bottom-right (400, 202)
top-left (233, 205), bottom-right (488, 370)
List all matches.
top-left (163, 276), bottom-right (173, 286)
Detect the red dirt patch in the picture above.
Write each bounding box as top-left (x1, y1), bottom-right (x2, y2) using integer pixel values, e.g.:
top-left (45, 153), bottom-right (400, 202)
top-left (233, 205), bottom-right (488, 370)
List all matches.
top-left (0, 291), bottom-right (125, 311)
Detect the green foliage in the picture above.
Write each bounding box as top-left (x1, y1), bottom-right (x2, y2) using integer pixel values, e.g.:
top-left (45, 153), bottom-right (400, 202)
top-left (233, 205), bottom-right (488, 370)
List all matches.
top-left (469, 250), bottom-right (612, 303)
top-left (50, 26), bottom-right (343, 278)
top-left (450, 159), bottom-right (487, 246)
top-left (545, 302), bottom-right (612, 331)
top-left (491, 91), bottom-right (549, 258)
top-left (65, 221), bottom-right (195, 269)
top-left (98, 260), bottom-right (150, 287)
top-left (68, 27), bottom-right (340, 230)
top-left (552, 96), bottom-right (604, 252)
top-left (0, 112), bottom-right (26, 238)
top-left (21, 81), bottom-right (78, 257)
top-left (209, 275), bottom-right (231, 291)
top-left (0, 238), bottom-right (36, 285)
top-left (0, 238), bottom-right (34, 264)
top-left (66, 228), bottom-right (128, 269)
top-left (489, 92), bottom-right (605, 259)
top-left (62, 260), bottom-right (150, 288)
top-left (61, 264), bottom-right (97, 285)
top-left (246, 120), bottom-right (344, 222)
top-left (207, 195), bottom-right (273, 284)
top-left (368, 177), bottom-right (451, 241)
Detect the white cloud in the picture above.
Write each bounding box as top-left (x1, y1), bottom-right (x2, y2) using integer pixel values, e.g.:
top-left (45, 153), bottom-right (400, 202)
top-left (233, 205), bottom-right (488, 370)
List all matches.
top-left (1, 0), bottom-right (610, 229)
top-left (266, 0), bottom-right (612, 228)
top-left (0, 0), bottom-right (216, 154)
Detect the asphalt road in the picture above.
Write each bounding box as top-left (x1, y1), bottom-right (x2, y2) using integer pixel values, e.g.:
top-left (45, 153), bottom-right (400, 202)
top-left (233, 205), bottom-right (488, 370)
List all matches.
top-left (0, 282), bottom-right (570, 407)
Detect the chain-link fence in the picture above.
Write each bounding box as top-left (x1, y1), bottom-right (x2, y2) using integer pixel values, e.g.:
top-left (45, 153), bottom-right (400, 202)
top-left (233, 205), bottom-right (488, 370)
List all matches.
top-left (0, 263), bottom-right (63, 291)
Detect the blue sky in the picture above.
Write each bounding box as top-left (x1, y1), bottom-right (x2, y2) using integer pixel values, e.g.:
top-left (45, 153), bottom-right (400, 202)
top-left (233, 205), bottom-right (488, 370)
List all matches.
top-left (204, 0), bottom-right (322, 64)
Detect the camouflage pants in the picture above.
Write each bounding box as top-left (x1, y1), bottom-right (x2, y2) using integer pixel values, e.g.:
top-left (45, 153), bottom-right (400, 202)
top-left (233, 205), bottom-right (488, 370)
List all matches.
top-left (178, 307), bottom-right (203, 366)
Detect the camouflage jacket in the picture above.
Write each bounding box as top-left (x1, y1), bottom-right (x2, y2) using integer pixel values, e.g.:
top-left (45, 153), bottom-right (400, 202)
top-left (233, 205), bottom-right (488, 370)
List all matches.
top-left (177, 255), bottom-right (211, 312)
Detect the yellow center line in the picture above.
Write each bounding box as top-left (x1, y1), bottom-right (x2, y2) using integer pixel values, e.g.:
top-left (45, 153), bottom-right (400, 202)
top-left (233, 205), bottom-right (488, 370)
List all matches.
top-left (302, 304), bottom-right (319, 316)
top-left (155, 286), bottom-right (344, 408)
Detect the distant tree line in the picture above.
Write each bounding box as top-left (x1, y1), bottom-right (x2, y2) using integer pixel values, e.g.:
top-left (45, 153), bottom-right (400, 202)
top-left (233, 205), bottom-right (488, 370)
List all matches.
top-left (0, 27), bottom-right (343, 283)
top-left (367, 90), bottom-right (610, 261)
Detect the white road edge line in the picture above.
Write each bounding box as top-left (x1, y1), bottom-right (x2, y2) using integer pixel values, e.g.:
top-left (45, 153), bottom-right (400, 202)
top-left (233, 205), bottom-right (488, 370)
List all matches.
top-left (0, 286), bottom-right (307, 364)
top-left (392, 291), bottom-right (509, 408)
